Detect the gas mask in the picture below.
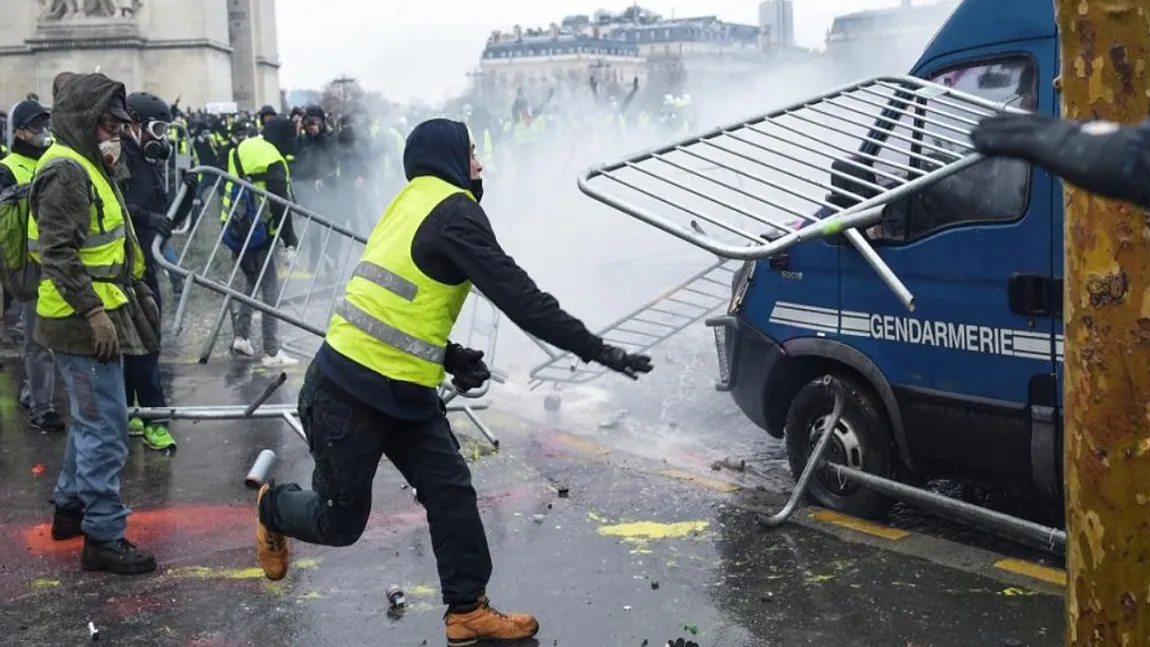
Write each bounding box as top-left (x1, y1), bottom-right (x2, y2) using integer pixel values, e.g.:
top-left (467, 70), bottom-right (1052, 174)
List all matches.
top-left (143, 138), bottom-right (172, 161)
top-left (98, 138), bottom-right (122, 166)
top-left (29, 130), bottom-right (53, 149)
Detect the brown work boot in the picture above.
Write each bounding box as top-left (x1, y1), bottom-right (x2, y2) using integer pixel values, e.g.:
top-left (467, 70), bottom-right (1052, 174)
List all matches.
top-left (445, 596), bottom-right (540, 646)
top-left (255, 483), bottom-right (289, 580)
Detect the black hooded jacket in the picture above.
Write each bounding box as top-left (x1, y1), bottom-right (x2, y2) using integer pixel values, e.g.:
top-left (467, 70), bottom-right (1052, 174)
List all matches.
top-left (315, 118), bottom-right (603, 421)
top-left (119, 134), bottom-right (172, 276)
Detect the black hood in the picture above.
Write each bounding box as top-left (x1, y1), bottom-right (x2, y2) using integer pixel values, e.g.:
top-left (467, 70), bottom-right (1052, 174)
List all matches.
top-left (403, 118), bottom-right (472, 192)
top-left (262, 116), bottom-right (298, 158)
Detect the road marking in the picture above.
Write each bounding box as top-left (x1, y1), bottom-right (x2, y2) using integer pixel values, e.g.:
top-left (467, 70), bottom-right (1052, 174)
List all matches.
top-left (809, 510), bottom-right (911, 541)
top-left (994, 558), bottom-right (1066, 586)
top-left (660, 468), bottom-right (741, 493)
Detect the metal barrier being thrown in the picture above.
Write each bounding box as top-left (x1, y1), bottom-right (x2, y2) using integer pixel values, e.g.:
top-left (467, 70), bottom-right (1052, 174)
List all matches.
top-left (148, 166), bottom-right (505, 463)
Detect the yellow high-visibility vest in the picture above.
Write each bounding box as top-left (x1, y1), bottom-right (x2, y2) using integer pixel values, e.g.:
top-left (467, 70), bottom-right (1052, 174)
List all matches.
top-left (220, 135), bottom-right (291, 234)
top-left (325, 175), bottom-right (474, 387)
top-left (0, 152), bottom-right (37, 185)
top-left (28, 143), bottom-right (144, 318)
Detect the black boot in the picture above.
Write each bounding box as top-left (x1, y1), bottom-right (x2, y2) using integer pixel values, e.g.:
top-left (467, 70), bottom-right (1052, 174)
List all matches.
top-left (81, 537), bottom-right (157, 575)
top-left (51, 505), bottom-right (84, 541)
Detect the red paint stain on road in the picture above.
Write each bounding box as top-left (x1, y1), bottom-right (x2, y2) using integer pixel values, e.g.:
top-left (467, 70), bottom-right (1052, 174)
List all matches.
top-left (7, 482), bottom-right (542, 563)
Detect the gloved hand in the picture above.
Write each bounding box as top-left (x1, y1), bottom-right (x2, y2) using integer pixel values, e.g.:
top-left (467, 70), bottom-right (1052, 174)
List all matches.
top-left (86, 308), bottom-right (120, 362)
top-left (148, 210), bottom-right (173, 238)
top-left (665, 639), bottom-right (699, 647)
top-left (444, 343), bottom-right (491, 393)
top-left (181, 172), bottom-right (199, 196)
top-left (594, 344), bottom-right (653, 380)
top-left (971, 114), bottom-right (1150, 209)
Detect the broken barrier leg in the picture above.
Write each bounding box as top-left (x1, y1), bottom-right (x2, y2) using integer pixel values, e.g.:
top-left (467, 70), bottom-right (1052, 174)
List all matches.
top-left (757, 381), bottom-right (844, 528)
top-left (155, 166), bottom-right (505, 452)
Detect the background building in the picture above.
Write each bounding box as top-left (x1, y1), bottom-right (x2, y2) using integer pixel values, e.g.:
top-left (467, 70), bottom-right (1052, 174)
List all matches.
top-left (758, 0), bottom-right (795, 51)
top-left (825, 0), bottom-right (959, 81)
top-left (0, 0), bottom-right (281, 111)
top-left (476, 6), bottom-right (762, 103)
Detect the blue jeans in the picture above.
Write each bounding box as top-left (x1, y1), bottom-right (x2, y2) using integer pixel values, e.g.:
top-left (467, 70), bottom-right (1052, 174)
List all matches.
top-left (52, 352), bottom-right (131, 541)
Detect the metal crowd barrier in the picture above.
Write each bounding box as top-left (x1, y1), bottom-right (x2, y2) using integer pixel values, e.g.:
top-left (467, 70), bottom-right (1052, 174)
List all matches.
top-left (147, 166), bottom-right (507, 484)
top-left (571, 75), bottom-right (1063, 551)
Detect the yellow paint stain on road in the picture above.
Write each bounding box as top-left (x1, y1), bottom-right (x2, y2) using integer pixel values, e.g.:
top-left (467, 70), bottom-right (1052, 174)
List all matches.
top-left (406, 584), bottom-right (437, 598)
top-left (660, 468), bottom-right (741, 493)
top-left (994, 559), bottom-right (1066, 587)
top-left (599, 520), bottom-right (709, 539)
top-left (29, 579), bottom-right (60, 589)
top-left (554, 433), bottom-right (611, 456)
top-left (167, 557), bottom-right (320, 580)
top-left (809, 510), bottom-right (910, 541)
top-left (597, 520), bottom-right (710, 550)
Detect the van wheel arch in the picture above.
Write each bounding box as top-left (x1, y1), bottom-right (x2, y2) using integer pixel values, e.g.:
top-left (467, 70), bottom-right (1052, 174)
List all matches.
top-left (767, 338), bottom-right (914, 473)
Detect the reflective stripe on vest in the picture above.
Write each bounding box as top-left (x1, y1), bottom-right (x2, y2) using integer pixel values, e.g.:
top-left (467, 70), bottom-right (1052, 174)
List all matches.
top-left (324, 175), bottom-right (474, 387)
top-left (0, 152), bottom-right (36, 186)
top-left (27, 144), bottom-right (142, 318)
top-left (221, 136), bottom-right (289, 231)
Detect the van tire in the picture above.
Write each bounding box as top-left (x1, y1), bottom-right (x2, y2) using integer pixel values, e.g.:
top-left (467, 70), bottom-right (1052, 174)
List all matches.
top-left (784, 374), bottom-right (895, 520)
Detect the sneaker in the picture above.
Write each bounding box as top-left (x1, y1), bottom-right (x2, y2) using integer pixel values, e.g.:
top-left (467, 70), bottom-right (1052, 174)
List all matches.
top-left (81, 537), bottom-right (157, 575)
top-left (142, 424), bottom-right (177, 451)
top-left (256, 483), bottom-right (289, 580)
top-left (261, 351), bottom-right (299, 368)
top-left (51, 505), bottom-right (84, 541)
top-left (444, 596), bottom-right (540, 646)
top-left (232, 336), bottom-right (256, 357)
top-left (30, 410), bottom-right (66, 433)
top-left (128, 416), bottom-right (146, 437)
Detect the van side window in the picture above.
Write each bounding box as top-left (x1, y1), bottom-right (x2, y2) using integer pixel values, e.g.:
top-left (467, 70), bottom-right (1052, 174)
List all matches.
top-left (877, 57), bottom-right (1037, 242)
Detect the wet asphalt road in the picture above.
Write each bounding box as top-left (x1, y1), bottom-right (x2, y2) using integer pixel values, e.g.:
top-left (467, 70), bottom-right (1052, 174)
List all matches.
top-left (0, 347), bottom-right (1065, 646)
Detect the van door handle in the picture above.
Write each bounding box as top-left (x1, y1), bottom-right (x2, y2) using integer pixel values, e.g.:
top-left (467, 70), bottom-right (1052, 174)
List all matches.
top-left (1008, 273), bottom-right (1062, 317)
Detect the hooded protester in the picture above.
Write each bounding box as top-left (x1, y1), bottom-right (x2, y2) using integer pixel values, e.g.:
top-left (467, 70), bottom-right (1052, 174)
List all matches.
top-left (254, 118), bottom-right (653, 645)
top-left (0, 99), bottom-right (65, 434)
top-left (28, 72), bottom-right (160, 575)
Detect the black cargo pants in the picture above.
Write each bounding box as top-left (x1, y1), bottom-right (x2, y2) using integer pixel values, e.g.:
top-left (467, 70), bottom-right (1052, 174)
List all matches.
top-left (261, 362), bottom-right (492, 607)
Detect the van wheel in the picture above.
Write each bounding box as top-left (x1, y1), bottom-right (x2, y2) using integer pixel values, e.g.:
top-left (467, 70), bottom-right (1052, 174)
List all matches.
top-left (784, 374), bottom-right (895, 520)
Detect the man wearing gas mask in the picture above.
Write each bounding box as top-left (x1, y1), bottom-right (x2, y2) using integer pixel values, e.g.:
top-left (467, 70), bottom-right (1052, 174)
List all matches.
top-left (0, 99), bottom-right (65, 434)
top-left (117, 91), bottom-right (194, 452)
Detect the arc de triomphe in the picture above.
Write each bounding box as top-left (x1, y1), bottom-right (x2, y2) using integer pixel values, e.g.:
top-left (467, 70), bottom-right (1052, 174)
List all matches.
top-left (0, 0), bottom-right (281, 111)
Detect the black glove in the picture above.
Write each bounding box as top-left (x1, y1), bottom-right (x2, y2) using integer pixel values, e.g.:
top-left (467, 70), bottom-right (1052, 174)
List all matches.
top-left (666, 640), bottom-right (699, 647)
top-left (971, 114), bottom-right (1150, 209)
top-left (444, 343), bottom-right (491, 393)
top-left (148, 211), bottom-right (173, 238)
top-left (594, 344), bottom-right (653, 380)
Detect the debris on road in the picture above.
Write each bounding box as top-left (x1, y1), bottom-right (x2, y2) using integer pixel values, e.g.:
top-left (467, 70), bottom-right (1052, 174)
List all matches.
top-left (599, 409), bottom-right (629, 429)
top-left (557, 486), bottom-right (570, 498)
top-left (710, 457), bottom-right (745, 472)
top-left (88, 621), bottom-right (99, 641)
top-left (386, 585), bottom-right (405, 609)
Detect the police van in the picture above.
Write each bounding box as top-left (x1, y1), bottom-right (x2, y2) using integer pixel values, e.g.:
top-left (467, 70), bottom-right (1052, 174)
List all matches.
top-left (702, 0), bottom-right (1065, 519)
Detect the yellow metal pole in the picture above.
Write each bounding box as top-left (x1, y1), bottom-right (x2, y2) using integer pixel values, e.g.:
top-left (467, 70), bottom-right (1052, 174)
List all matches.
top-left (1055, 1), bottom-right (1150, 644)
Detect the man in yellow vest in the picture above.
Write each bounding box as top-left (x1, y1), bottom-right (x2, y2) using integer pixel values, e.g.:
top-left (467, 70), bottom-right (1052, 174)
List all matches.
top-left (0, 99), bottom-right (64, 434)
top-left (255, 118), bottom-right (653, 644)
top-left (220, 115), bottom-right (300, 367)
top-left (27, 73), bottom-right (161, 575)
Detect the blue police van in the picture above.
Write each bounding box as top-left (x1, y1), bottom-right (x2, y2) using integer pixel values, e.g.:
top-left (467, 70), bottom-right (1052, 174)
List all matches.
top-left (709, 0), bottom-right (1064, 519)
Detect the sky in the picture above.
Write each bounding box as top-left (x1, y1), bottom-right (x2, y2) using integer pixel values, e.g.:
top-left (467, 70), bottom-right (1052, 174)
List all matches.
top-left (276, 0), bottom-right (916, 102)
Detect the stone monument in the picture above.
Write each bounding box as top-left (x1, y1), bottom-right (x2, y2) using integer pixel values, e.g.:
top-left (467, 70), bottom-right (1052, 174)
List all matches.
top-left (0, 0), bottom-right (281, 111)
